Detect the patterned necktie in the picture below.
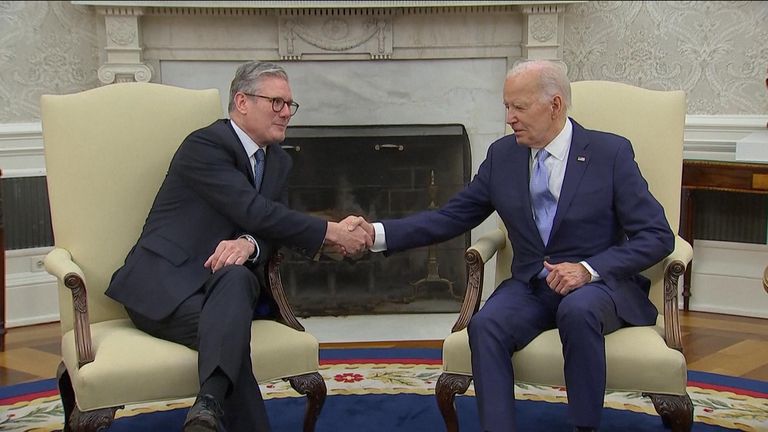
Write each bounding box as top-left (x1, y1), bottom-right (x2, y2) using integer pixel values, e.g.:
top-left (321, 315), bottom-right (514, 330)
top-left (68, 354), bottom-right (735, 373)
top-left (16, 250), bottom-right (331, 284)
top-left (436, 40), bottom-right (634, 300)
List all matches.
top-left (253, 148), bottom-right (265, 191)
top-left (530, 149), bottom-right (557, 246)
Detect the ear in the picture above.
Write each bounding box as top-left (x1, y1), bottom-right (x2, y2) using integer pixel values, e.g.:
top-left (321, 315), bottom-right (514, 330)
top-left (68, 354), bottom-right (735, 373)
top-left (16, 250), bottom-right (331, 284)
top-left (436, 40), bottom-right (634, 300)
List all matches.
top-left (551, 94), bottom-right (564, 118)
top-left (234, 92), bottom-right (249, 115)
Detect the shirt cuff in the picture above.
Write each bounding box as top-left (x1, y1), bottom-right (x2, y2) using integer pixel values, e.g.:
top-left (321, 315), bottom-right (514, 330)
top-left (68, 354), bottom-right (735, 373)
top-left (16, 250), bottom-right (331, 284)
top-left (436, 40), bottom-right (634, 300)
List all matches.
top-left (238, 234), bottom-right (260, 263)
top-left (580, 261), bottom-right (601, 282)
top-left (371, 222), bottom-right (387, 252)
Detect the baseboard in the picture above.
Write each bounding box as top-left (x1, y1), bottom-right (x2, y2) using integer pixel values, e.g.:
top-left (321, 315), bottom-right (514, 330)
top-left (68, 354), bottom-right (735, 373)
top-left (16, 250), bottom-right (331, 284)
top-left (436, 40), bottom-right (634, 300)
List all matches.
top-left (4, 247), bottom-right (59, 328)
top-left (688, 240), bottom-right (768, 319)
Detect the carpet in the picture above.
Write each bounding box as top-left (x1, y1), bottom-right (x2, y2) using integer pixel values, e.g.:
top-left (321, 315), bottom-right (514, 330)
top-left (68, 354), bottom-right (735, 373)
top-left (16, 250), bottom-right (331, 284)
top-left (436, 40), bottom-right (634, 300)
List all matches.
top-left (1, 348), bottom-right (766, 431)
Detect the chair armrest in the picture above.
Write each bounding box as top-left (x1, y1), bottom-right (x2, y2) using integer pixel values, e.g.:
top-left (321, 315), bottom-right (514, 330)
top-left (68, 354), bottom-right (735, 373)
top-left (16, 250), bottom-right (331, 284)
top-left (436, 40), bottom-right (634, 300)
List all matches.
top-left (44, 247), bottom-right (95, 367)
top-left (451, 229), bottom-right (507, 333)
top-left (266, 252), bottom-right (305, 332)
top-left (660, 235), bottom-right (692, 353)
top-left (664, 235), bottom-right (693, 269)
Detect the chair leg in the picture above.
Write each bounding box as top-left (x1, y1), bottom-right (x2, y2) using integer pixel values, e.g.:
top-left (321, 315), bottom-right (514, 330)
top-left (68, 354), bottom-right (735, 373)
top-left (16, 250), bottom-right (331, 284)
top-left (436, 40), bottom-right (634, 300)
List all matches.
top-left (57, 362), bottom-right (76, 432)
top-left (287, 372), bottom-right (328, 432)
top-left (57, 361), bottom-right (120, 432)
top-left (645, 393), bottom-right (693, 432)
top-left (70, 406), bottom-right (119, 432)
top-left (435, 372), bottom-right (473, 432)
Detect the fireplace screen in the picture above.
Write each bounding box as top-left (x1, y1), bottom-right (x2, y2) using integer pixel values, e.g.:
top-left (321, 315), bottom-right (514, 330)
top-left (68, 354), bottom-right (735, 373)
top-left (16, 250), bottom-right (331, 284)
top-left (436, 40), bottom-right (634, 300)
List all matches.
top-left (279, 124), bottom-right (471, 316)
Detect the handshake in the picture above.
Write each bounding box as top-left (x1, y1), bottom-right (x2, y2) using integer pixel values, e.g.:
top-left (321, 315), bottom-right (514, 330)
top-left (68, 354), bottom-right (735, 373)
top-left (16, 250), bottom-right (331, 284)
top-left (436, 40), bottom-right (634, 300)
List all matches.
top-left (323, 215), bottom-right (375, 259)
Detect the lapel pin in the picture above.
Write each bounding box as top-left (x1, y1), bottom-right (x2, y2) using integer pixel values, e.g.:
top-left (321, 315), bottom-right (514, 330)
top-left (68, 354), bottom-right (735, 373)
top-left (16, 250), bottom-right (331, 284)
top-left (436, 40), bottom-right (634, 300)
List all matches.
top-left (577, 156), bottom-right (586, 162)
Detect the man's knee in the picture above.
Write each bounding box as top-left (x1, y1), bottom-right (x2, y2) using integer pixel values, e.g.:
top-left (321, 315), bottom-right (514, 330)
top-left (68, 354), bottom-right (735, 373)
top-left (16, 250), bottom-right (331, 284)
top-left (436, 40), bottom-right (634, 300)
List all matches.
top-left (207, 265), bottom-right (260, 301)
top-left (556, 287), bottom-right (613, 331)
top-left (468, 309), bottom-right (510, 349)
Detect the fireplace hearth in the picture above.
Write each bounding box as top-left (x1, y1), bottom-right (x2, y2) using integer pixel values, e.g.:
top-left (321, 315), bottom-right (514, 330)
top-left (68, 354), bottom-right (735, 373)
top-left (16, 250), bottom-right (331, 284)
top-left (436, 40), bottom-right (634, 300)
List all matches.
top-left (279, 124), bottom-right (471, 316)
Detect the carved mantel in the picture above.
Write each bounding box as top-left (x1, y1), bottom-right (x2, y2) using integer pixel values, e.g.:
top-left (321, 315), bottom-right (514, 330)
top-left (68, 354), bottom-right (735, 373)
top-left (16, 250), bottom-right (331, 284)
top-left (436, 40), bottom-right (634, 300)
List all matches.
top-left (73, 1), bottom-right (580, 84)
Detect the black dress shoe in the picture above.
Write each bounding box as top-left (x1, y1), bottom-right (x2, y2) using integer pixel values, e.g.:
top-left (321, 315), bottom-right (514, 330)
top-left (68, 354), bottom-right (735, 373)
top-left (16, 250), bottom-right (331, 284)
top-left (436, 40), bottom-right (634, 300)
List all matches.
top-left (184, 393), bottom-right (224, 432)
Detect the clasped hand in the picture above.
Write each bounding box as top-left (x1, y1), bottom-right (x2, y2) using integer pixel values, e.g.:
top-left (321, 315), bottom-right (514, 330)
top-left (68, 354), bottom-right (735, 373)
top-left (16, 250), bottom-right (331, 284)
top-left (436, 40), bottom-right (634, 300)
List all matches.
top-left (543, 261), bottom-right (591, 295)
top-left (324, 215), bottom-right (375, 259)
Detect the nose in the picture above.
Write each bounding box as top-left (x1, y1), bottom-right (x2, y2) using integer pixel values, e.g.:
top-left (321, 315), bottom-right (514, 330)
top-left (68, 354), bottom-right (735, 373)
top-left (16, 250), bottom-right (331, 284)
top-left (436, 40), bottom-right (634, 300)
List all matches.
top-left (506, 109), bottom-right (517, 125)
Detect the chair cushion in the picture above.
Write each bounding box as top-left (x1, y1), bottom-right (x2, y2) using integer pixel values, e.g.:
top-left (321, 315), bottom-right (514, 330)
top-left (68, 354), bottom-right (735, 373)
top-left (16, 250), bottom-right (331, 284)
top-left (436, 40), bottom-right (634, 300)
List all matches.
top-left (442, 315), bottom-right (687, 395)
top-left (62, 319), bottom-right (319, 411)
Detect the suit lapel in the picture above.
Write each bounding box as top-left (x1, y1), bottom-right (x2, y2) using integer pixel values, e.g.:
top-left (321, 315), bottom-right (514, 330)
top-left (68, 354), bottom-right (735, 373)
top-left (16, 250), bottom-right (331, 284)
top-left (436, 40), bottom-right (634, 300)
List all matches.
top-left (551, 120), bottom-right (591, 240)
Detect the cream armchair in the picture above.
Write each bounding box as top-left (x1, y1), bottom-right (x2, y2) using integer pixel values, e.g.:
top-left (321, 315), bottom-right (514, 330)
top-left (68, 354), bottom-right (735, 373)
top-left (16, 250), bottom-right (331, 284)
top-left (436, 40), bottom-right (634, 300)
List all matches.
top-left (436, 81), bottom-right (693, 432)
top-left (41, 83), bottom-right (326, 431)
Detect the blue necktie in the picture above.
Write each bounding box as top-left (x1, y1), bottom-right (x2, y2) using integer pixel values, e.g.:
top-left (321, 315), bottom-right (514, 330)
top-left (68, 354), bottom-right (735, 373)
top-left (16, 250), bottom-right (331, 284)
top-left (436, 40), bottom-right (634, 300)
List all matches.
top-left (253, 148), bottom-right (265, 191)
top-left (530, 149), bottom-right (556, 246)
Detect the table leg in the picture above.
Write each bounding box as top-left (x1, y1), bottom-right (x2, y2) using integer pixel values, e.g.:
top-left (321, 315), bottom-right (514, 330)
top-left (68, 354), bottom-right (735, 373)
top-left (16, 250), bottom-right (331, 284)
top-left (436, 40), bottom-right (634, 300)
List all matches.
top-left (680, 188), bottom-right (694, 311)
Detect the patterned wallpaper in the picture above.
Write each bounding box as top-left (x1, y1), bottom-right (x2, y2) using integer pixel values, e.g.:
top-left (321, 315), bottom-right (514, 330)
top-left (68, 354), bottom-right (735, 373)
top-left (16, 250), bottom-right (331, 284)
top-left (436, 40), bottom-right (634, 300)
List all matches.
top-left (0, 1), bottom-right (766, 122)
top-left (563, 1), bottom-right (768, 115)
top-left (0, 1), bottom-right (99, 123)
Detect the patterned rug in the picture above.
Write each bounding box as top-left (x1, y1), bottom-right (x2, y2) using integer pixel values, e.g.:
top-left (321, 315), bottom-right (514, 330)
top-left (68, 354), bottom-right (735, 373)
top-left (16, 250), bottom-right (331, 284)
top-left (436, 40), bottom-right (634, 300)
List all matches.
top-left (1, 348), bottom-right (766, 431)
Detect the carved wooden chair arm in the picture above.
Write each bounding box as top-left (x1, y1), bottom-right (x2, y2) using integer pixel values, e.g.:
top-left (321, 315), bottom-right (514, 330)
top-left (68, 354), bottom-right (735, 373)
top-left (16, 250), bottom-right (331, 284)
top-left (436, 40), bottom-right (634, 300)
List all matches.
top-left (43, 247), bottom-right (95, 367)
top-left (452, 229), bottom-right (508, 333)
top-left (267, 252), bottom-right (305, 332)
top-left (660, 236), bottom-right (693, 353)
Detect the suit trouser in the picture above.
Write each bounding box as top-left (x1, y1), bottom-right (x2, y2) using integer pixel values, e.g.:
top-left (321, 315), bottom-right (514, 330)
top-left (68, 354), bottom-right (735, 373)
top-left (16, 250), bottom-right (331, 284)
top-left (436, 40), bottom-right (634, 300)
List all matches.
top-left (467, 278), bottom-right (623, 431)
top-left (127, 265), bottom-right (271, 432)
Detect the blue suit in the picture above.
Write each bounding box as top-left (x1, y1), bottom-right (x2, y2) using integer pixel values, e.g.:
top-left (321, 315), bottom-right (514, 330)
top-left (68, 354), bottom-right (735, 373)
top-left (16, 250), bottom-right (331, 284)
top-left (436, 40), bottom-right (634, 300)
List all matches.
top-left (106, 119), bottom-right (326, 432)
top-left (382, 119), bottom-right (674, 430)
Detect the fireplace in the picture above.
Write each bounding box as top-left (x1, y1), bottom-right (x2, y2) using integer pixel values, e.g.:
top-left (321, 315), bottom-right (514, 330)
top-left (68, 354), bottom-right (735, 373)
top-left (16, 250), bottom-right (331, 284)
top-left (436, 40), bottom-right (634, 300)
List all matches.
top-left (279, 124), bottom-right (471, 316)
top-left (80, 0), bottom-right (570, 316)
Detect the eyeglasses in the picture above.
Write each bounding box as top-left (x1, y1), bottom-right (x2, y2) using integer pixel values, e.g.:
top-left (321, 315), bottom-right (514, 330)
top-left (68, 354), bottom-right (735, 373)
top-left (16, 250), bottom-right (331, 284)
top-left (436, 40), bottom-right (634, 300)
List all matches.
top-left (242, 93), bottom-right (300, 116)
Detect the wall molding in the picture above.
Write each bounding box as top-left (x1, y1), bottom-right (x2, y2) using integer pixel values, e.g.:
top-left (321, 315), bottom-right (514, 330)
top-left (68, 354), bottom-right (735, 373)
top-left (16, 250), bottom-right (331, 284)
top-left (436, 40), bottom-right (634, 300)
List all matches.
top-left (2, 114), bottom-right (768, 326)
top-left (683, 114), bottom-right (768, 161)
top-left (0, 122), bottom-right (45, 178)
top-left (3, 115), bottom-right (766, 175)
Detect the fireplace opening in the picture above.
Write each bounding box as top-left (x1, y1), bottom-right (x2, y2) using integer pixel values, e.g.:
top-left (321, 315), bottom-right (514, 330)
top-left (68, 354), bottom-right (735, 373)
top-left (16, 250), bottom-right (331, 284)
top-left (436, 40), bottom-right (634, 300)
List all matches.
top-left (279, 124), bottom-right (471, 317)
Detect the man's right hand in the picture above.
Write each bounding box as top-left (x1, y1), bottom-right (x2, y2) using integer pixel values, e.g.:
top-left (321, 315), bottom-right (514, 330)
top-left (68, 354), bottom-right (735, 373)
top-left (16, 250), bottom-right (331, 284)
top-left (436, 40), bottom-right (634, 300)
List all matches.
top-left (323, 216), bottom-right (373, 257)
top-left (204, 238), bottom-right (254, 273)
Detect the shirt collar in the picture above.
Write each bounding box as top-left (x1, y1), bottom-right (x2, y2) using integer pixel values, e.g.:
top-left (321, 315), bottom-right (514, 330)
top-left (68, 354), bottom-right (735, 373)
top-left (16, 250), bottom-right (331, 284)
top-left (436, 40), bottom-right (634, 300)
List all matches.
top-left (229, 119), bottom-right (266, 158)
top-left (533, 118), bottom-right (573, 161)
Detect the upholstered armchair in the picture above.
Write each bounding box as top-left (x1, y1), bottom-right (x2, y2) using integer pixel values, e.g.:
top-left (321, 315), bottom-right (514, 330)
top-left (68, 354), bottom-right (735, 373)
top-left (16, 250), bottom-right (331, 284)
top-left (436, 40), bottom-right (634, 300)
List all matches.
top-left (41, 83), bottom-right (326, 431)
top-left (436, 81), bottom-right (693, 431)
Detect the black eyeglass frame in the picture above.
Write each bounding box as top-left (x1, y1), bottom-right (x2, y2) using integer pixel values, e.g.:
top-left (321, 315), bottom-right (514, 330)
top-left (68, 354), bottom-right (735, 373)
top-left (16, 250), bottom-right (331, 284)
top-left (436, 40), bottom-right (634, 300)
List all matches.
top-left (241, 92), bottom-right (300, 116)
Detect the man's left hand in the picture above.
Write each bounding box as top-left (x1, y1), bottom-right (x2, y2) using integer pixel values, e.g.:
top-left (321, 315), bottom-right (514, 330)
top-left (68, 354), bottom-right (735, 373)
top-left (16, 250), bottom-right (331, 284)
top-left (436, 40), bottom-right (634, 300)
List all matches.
top-left (543, 261), bottom-right (591, 295)
top-left (204, 238), bottom-right (254, 272)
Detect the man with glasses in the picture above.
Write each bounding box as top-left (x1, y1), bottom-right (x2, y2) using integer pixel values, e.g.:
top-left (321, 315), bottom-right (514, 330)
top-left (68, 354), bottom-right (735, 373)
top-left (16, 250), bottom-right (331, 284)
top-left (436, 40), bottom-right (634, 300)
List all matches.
top-left (106, 61), bottom-right (371, 432)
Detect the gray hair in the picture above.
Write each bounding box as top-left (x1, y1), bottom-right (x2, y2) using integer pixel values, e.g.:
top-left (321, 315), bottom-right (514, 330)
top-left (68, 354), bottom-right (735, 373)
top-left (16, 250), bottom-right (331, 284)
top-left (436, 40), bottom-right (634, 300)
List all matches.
top-left (508, 60), bottom-right (571, 112)
top-left (228, 61), bottom-right (289, 113)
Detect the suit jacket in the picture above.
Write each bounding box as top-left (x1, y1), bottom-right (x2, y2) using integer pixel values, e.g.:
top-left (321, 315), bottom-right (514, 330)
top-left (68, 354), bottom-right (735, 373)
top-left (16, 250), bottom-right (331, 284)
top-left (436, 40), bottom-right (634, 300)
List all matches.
top-left (106, 119), bottom-right (327, 320)
top-left (382, 119), bottom-right (674, 326)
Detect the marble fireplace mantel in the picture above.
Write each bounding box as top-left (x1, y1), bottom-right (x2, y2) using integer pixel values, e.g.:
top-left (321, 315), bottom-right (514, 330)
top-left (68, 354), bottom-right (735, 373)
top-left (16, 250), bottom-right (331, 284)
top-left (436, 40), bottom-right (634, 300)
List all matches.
top-left (73, 1), bottom-right (581, 84)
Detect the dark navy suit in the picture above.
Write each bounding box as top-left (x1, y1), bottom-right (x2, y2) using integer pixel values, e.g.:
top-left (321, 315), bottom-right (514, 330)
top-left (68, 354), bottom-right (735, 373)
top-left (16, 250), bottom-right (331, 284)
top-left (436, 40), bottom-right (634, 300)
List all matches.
top-left (106, 119), bottom-right (326, 431)
top-left (382, 119), bottom-right (674, 430)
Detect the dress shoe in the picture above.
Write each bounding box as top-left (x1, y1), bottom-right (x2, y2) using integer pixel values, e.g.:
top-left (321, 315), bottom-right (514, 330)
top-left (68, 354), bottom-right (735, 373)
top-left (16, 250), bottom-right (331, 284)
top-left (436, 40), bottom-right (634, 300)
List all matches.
top-left (184, 393), bottom-right (224, 432)
top-left (574, 428), bottom-right (597, 432)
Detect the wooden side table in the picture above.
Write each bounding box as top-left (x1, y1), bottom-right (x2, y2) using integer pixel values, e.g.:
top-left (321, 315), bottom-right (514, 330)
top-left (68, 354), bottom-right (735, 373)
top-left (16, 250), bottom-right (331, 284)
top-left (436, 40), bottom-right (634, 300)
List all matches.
top-left (681, 160), bottom-right (768, 310)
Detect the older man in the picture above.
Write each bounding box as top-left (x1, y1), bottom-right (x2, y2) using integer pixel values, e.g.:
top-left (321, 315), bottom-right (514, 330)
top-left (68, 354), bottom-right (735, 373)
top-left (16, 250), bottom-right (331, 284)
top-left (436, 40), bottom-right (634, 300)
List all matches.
top-left (355, 60), bottom-right (673, 431)
top-left (106, 61), bottom-right (371, 432)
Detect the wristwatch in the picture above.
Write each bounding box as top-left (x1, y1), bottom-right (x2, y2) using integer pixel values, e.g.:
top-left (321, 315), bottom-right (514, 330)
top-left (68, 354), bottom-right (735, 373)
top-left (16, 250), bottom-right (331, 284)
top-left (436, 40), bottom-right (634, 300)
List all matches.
top-left (238, 234), bottom-right (260, 262)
